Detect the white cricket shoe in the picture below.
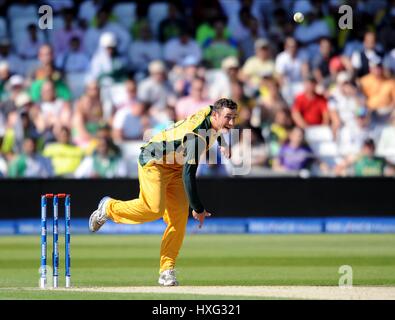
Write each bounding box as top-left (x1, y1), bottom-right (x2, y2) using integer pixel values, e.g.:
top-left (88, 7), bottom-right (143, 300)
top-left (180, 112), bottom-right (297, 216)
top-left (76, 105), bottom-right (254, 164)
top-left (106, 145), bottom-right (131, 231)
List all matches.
top-left (89, 196), bottom-right (111, 232)
top-left (158, 269), bottom-right (179, 286)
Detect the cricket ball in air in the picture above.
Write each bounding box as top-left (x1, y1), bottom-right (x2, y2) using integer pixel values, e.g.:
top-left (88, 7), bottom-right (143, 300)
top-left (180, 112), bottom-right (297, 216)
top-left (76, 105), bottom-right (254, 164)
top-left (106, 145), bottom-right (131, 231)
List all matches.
top-left (293, 12), bottom-right (304, 23)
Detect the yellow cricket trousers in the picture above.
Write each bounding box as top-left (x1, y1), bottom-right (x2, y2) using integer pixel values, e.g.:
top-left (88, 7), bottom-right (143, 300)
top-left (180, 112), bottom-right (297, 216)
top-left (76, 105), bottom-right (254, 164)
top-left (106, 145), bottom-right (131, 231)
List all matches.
top-left (106, 161), bottom-right (189, 273)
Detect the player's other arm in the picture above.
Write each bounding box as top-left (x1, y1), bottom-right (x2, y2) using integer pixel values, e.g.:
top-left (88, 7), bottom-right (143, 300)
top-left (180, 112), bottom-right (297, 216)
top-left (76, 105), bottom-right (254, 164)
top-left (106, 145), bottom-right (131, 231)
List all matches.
top-left (217, 133), bottom-right (231, 158)
top-left (182, 135), bottom-right (212, 228)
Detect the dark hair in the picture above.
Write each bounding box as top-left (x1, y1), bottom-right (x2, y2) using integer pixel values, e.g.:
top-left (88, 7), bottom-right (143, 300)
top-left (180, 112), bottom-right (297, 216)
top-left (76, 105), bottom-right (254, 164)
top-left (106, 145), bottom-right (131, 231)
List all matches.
top-left (363, 138), bottom-right (375, 149)
top-left (212, 98), bottom-right (238, 112)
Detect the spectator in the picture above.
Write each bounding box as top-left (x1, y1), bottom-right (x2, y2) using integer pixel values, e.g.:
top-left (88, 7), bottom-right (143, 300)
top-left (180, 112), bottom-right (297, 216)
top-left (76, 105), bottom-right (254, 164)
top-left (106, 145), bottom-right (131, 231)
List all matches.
top-left (275, 37), bottom-right (308, 105)
top-left (163, 29), bottom-right (202, 67)
top-left (170, 55), bottom-right (200, 98)
top-left (328, 71), bottom-right (365, 137)
top-left (267, 108), bottom-right (294, 158)
top-left (29, 45), bottom-right (72, 102)
top-left (33, 80), bottom-right (72, 142)
top-left (78, 0), bottom-right (101, 26)
top-left (335, 138), bottom-right (389, 176)
top-left (239, 16), bottom-right (265, 63)
top-left (293, 4), bottom-right (332, 57)
top-left (349, 31), bottom-right (383, 78)
top-left (31, 44), bottom-right (60, 81)
top-left (311, 37), bottom-right (335, 86)
top-left (202, 16), bottom-right (238, 69)
top-left (230, 126), bottom-right (267, 173)
top-left (194, 3), bottom-right (231, 46)
top-left (17, 24), bottom-right (45, 60)
top-left (16, 93), bottom-right (41, 143)
top-left (42, 126), bottom-right (84, 177)
top-left (88, 32), bottom-right (128, 84)
top-left (30, 64), bottom-right (72, 103)
top-left (291, 76), bottom-right (329, 128)
top-left (227, 5), bottom-right (265, 43)
top-left (266, 7), bottom-right (294, 54)
top-left (158, 2), bottom-right (185, 43)
top-left (129, 21), bottom-right (162, 76)
top-left (8, 137), bottom-right (53, 178)
top-left (229, 80), bottom-right (255, 127)
top-left (72, 81), bottom-right (104, 149)
top-left (56, 37), bottom-right (90, 74)
top-left (113, 78), bottom-right (141, 111)
top-left (74, 136), bottom-right (127, 178)
top-left (1, 75), bottom-right (26, 115)
top-left (255, 76), bottom-right (287, 127)
top-left (0, 38), bottom-right (21, 75)
top-left (93, 123), bottom-right (121, 155)
top-left (84, 6), bottom-right (131, 57)
top-left (175, 77), bottom-right (213, 120)
top-left (0, 75), bottom-right (28, 151)
top-left (207, 56), bottom-right (240, 100)
top-left (130, 2), bottom-right (150, 41)
top-left (137, 60), bottom-right (175, 120)
top-left (241, 38), bottom-right (275, 90)
top-left (272, 126), bottom-right (314, 173)
top-left (340, 20), bottom-right (365, 63)
top-left (112, 96), bottom-right (149, 142)
top-left (360, 58), bottom-right (395, 118)
top-left (53, 8), bottom-right (85, 56)
top-left (337, 106), bottom-right (372, 157)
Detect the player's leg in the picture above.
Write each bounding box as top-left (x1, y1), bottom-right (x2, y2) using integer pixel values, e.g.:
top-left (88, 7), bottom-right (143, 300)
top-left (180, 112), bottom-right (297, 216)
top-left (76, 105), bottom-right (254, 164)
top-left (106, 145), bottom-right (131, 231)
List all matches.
top-left (158, 169), bottom-right (189, 285)
top-left (107, 163), bottom-right (169, 224)
top-left (89, 163), bottom-right (168, 232)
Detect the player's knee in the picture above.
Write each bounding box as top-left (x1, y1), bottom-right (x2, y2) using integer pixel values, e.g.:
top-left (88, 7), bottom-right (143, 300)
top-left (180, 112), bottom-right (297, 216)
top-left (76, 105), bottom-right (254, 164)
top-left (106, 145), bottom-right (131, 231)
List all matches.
top-left (149, 204), bottom-right (166, 216)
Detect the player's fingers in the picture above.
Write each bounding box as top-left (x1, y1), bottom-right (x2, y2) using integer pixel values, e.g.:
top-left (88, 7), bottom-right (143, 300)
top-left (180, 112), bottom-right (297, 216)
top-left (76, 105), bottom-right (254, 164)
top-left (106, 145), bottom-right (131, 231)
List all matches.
top-left (205, 212), bottom-right (212, 217)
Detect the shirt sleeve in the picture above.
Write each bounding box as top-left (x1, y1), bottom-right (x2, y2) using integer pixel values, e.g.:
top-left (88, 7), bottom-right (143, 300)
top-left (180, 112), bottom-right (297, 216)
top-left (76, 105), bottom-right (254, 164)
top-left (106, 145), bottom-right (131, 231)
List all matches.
top-left (292, 95), bottom-right (302, 112)
top-left (182, 134), bottom-right (206, 213)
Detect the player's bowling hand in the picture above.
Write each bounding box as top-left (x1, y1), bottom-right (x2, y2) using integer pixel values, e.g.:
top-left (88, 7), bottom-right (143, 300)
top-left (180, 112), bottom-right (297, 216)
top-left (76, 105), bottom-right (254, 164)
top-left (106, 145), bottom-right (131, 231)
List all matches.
top-left (192, 210), bottom-right (212, 229)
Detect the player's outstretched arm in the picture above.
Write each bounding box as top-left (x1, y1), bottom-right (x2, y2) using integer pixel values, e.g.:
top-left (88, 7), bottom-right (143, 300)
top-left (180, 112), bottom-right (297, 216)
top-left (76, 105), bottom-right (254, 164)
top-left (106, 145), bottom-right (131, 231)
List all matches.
top-left (182, 135), bottom-right (212, 228)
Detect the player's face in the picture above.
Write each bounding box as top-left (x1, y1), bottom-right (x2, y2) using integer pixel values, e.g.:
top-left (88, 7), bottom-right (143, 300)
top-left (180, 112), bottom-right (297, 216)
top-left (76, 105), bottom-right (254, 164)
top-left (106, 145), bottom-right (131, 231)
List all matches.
top-left (213, 108), bottom-right (238, 133)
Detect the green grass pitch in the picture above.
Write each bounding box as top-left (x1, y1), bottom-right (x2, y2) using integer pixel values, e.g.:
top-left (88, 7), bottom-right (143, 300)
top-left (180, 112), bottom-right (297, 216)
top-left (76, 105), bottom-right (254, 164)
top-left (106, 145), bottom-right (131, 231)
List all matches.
top-left (0, 234), bottom-right (394, 299)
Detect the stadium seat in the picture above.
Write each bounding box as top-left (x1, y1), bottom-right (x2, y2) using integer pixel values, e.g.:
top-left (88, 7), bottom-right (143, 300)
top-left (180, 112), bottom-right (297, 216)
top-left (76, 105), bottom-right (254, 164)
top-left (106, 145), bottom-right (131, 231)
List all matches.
top-left (113, 3), bottom-right (136, 30)
top-left (311, 141), bottom-right (340, 168)
top-left (148, 2), bottom-right (169, 37)
top-left (305, 127), bottom-right (338, 169)
top-left (305, 125), bottom-right (334, 143)
top-left (7, 4), bottom-right (37, 21)
top-left (312, 141), bottom-right (339, 157)
top-left (376, 127), bottom-right (395, 164)
top-left (119, 140), bottom-right (145, 177)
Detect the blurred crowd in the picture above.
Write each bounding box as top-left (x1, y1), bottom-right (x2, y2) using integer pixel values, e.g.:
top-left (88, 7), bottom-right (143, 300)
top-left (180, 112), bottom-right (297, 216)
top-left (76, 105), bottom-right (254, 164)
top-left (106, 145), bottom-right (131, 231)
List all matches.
top-left (1, 0), bottom-right (395, 178)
